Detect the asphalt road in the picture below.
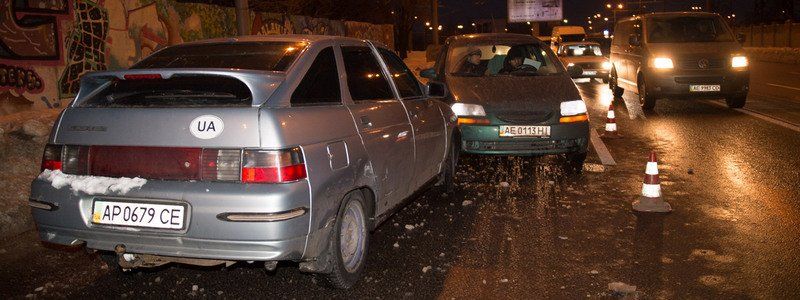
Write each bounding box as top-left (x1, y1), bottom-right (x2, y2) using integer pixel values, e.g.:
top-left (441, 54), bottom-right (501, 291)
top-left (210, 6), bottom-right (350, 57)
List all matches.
top-left (2, 67), bottom-right (800, 299)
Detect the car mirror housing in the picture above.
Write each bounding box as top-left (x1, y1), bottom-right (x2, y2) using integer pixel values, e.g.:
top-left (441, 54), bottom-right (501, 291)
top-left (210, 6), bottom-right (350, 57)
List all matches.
top-left (426, 82), bottom-right (447, 98)
top-left (628, 34), bottom-right (641, 46)
top-left (419, 68), bottom-right (437, 79)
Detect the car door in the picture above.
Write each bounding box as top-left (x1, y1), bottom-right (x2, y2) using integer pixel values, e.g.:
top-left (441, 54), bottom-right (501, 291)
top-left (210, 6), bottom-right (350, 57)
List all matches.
top-left (377, 47), bottom-right (446, 189)
top-left (340, 43), bottom-right (415, 214)
top-left (628, 20), bottom-right (644, 86)
top-left (611, 21), bottom-right (630, 87)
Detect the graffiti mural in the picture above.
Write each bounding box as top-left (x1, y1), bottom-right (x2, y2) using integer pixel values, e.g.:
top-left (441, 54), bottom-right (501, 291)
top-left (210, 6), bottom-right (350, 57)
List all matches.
top-left (0, 65), bottom-right (44, 93)
top-left (250, 13), bottom-right (392, 47)
top-left (58, 0), bottom-right (108, 96)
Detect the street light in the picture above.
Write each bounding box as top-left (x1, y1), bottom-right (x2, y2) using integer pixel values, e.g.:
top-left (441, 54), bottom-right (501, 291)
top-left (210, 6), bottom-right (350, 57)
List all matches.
top-left (425, 21), bottom-right (431, 26)
top-left (563, 19), bottom-right (568, 24)
top-left (617, 3), bottom-right (623, 9)
top-left (457, 24), bottom-right (464, 29)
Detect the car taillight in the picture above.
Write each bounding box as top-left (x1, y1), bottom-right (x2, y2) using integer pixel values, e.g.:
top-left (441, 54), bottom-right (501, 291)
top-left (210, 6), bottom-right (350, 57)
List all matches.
top-left (201, 149), bottom-right (242, 181)
top-left (41, 144), bottom-right (63, 171)
top-left (63, 145), bottom-right (89, 175)
top-left (241, 147), bottom-right (306, 183)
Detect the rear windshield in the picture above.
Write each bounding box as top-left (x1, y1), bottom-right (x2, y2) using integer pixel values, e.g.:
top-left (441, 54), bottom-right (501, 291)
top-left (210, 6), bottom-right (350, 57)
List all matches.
top-left (80, 75), bottom-right (252, 107)
top-left (132, 42), bottom-right (306, 71)
top-left (647, 16), bottom-right (733, 43)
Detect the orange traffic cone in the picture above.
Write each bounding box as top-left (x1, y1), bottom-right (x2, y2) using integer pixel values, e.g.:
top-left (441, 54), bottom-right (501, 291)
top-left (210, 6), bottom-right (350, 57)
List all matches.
top-left (601, 104), bottom-right (621, 138)
top-left (632, 151), bottom-right (672, 213)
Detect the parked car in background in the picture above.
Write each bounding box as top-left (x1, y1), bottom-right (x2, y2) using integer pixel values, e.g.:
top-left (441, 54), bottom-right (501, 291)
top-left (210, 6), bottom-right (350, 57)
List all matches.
top-left (29, 35), bottom-right (456, 289)
top-left (557, 41), bottom-right (612, 82)
top-left (608, 12), bottom-right (750, 110)
top-left (420, 33), bottom-right (590, 171)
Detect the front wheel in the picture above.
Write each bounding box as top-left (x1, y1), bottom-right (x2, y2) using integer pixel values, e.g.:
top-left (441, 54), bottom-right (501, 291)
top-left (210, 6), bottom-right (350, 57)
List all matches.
top-left (638, 77), bottom-right (657, 111)
top-left (725, 95), bottom-right (746, 108)
top-left (609, 74), bottom-right (624, 98)
top-left (324, 192), bottom-right (369, 289)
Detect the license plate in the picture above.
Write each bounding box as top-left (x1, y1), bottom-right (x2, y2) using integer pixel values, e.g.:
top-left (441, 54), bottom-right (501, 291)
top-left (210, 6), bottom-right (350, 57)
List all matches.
top-left (689, 84), bottom-right (721, 92)
top-left (499, 125), bottom-right (551, 137)
top-left (582, 70), bottom-right (597, 76)
top-left (92, 200), bottom-right (186, 230)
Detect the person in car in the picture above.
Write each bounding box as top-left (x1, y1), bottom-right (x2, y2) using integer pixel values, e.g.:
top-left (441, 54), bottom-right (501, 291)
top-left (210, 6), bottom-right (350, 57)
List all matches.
top-left (499, 49), bottom-right (530, 74)
top-left (456, 47), bottom-right (486, 76)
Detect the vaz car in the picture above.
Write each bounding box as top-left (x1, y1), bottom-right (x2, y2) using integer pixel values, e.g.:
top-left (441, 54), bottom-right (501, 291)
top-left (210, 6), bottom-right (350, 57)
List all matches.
top-left (609, 12), bottom-right (750, 110)
top-left (29, 35), bottom-right (457, 289)
top-left (420, 33), bottom-right (590, 171)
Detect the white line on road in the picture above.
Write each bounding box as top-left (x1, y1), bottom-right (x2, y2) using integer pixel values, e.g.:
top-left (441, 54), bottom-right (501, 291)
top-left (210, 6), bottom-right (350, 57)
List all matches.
top-left (590, 129), bottom-right (617, 166)
top-left (707, 100), bottom-right (800, 133)
top-left (767, 83), bottom-right (800, 92)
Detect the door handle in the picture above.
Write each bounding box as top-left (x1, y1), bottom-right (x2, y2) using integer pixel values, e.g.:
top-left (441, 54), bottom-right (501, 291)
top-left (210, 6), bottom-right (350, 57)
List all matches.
top-left (360, 116), bottom-right (373, 127)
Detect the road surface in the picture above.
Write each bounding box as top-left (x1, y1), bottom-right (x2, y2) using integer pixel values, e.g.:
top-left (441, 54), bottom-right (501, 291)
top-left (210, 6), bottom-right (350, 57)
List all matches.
top-left (1, 61), bottom-right (799, 299)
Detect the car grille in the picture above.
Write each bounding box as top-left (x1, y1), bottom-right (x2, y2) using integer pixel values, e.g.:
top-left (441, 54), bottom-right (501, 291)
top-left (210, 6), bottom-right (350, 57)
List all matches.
top-left (495, 110), bottom-right (554, 124)
top-left (674, 76), bottom-right (723, 84)
top-left (677, 57), bottom-right (724, 70)
top-left (464, 138), bottom-right (586, 152)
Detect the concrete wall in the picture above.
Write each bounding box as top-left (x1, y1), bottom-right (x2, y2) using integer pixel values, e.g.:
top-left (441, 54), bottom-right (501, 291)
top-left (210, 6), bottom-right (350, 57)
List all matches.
top-left (0, 0), bottom-right (393, 114)
top-left (734, 22), bottom-right (800, 48)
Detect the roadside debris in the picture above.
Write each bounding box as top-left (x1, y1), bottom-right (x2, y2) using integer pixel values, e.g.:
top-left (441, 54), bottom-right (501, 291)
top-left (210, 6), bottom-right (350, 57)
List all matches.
top-left (607, 281), bottom-right (639, 298)
top-left (405, 224), bottom-right (415, 230)
top-left (583, 163), bottom-right (605, 173)
top-left (499, 182), bottom-right (510, 188)
top-left (462, 200), bottom-right (473, 206)
top-left (422, 266), bottom-right (432, 273)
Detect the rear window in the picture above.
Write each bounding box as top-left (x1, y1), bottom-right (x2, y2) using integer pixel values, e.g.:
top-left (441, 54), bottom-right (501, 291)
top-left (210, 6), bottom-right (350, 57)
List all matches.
top-left (132, 42), bottom-right (306, 71)
top-left (80, 75), bottom-right (252, 107)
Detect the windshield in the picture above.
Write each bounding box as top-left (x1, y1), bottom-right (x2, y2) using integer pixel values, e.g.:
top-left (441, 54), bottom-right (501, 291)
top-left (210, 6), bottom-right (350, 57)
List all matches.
top-left (447, 42), bottom-right (561, 77)
top-left (132, 42), bottom-right (306, 71)
top-left (559, 44), bottom-right (603, 57)
top-left (647, 16), bottom-right (734, 43)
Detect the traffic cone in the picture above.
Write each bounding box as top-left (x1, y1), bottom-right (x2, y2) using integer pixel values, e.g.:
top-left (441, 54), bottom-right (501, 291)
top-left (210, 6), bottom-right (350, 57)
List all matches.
top-left (632, 151), bottom-right (672, 213)
top-left (601, 104), bottom-right (621, 138)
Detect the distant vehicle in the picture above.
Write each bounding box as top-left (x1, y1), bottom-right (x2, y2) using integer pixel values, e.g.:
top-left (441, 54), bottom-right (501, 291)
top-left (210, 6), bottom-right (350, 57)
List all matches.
top-left (420, 33), bottom-right (590, 171)
top-left (608, 12), bottom-right (750, 110)
top-left (557, 41), bottom-right (612, 82)
top-left (29, 35), bottom-right (457, 289)
top-left (585, 34), bottom-right (612, 57)
top-left (551, 26), bottom-right (587, 52)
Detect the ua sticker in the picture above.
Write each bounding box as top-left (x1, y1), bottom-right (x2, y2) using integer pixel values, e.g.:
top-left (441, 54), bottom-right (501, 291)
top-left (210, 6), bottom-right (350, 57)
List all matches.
top-left (190, 115), bottom-right (224, 139)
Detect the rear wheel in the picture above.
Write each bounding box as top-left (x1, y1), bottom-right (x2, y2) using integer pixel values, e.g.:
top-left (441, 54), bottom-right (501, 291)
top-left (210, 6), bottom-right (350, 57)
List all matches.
top-left (637, 76), bottom-right (657, 111)
top-left (324, 192), bottom-right (369, 289)
top-left (725, 95), bottom-right (746, 108)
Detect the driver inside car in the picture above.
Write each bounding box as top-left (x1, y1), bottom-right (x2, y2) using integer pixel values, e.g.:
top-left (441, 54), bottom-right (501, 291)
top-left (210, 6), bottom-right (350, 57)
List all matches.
top-left (499, 48), bottom-right (532, 74)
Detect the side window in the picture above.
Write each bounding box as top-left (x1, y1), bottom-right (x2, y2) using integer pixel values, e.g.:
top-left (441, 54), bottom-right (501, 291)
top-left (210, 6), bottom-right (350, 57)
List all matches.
top-left (291, 47), bottom-right (341, 105)
top-left (341, 46), bottom-right (393, 101)
top-left (614, 21), bottom-right (631, 46)
top-left (378, 48), bottom-right (423, 99)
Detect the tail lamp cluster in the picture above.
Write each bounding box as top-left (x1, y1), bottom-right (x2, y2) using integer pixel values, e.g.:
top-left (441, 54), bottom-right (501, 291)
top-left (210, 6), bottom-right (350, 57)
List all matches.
top-left (41, 144), bottom-right (307, 184)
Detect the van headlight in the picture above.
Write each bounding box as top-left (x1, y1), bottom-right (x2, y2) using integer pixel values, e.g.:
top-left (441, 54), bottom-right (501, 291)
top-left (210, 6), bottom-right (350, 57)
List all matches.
top-left (560, 100), bottom-right (587, 116)
top-left (651, 57), bottom-right (674, 69)
top-left (602, 61), bottom-right (612, 70)
top-left (731, 56), bottom-right (748, 68)
top-left (450, 103), bottom-right (486, 117)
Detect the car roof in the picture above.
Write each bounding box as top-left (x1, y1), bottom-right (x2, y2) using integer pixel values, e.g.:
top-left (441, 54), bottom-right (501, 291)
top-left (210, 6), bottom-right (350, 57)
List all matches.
top-left (560, 41), bottom-right (600, 46)
top-left (446, 33), bottom-right (542, 46)
top-left (620, 11), bottom-right (721, 22)
top-left (178, 34), bottom-right (368, 46)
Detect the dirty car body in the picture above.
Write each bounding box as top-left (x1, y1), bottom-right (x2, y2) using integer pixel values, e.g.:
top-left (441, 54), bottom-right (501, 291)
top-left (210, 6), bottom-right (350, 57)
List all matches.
top-left (29, 35), bottom-right (455, 288)
top-left (422, 34), bottom-right (589, 162)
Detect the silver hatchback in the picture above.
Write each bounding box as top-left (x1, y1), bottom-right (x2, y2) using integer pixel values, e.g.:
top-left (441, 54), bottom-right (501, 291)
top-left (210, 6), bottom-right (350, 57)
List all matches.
top-left (29, 35), bottom-right (456, 289)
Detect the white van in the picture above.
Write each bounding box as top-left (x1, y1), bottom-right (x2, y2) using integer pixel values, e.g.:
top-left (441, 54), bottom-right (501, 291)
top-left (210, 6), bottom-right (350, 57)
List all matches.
top-left (551, 26), bottom-right (587, 52)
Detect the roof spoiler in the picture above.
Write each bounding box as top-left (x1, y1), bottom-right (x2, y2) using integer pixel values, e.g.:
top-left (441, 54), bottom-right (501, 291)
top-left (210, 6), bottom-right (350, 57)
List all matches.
top-left (72, 69), bottom-right (285, 107)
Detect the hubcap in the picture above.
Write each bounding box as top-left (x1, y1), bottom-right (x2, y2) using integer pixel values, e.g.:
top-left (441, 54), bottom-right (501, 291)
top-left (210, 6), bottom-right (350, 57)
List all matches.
top-left (339, 200), bottom-right (366, 273)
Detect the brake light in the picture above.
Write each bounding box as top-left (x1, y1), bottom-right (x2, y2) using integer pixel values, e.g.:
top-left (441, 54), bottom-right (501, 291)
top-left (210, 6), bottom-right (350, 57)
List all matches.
top-left (123, 74), bottom-right (162, 80)
top-left (41, 144), bottom-right (63, 171)
top-left (241, 148), bottom-right (307, 183)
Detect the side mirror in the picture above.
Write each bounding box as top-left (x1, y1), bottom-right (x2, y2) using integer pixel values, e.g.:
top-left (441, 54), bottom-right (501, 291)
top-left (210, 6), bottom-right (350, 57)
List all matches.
top-left (567, 65), bottom-right (584, 78)
top-left (628, 34), bottom-right (641, 46)
top-left (419, 68), bottom-right (437, 79)
top-left (736, 33), bottom-right (746, 44)
top-left (426, 81), bottom-right (447, 98)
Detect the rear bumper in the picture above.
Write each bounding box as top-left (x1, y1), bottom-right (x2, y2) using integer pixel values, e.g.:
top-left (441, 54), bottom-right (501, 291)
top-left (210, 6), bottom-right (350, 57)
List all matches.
top-left (572, 69), bottom-right (609, 79)
top-left (459, 121), bottom-right (590, 156)
top-left (30, 178), bottom-right (317, 261)
top-left (645, 68), bottom-right (749, 99)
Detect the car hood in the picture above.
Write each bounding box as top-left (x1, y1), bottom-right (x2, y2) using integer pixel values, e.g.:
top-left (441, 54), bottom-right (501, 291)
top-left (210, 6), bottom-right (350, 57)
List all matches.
top-left (446, 74), bottom-right (580, 121)
top-left (646, 41), bottom-right (744, 57)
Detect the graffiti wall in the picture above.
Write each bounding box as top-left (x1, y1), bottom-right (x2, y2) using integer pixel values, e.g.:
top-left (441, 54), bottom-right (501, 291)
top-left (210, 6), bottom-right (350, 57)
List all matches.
top-left (1, 1), bottom-right (393, 114)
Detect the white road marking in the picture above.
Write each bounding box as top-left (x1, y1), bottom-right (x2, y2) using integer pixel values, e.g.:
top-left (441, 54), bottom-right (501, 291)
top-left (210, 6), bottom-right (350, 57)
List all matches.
top-left (590, 129), bottom-right (617, 166)
top-left (707, 100), bottom-right (800, 133)
top-left (767, 83), bottom-right (800, 92)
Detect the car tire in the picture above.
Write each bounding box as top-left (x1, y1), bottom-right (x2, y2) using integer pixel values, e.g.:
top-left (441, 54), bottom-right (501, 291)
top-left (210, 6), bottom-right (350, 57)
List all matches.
top-left (610, 73), bottom-right (624, 98)
top-left (637, 77), bottom-right (657, 111)
top-left (725, 95), bottom-right (746, 108)
top-left (323, 192), bottom-right (369, 289)
top-left (565, 152), bottom-right (587, 175)
top-left (436, 138), bottom-right (458, 194)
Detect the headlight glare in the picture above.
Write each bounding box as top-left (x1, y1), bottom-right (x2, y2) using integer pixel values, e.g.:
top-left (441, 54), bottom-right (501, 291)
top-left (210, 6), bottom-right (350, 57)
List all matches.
top-left (450, 103), bottom-right (486, 117)
top-left (560, 100), bottom-right (587, 116)
top-left (652, 57), bottom-right (674, 69)
top-left (602, 61), bottom-right (612, 70)
top-left (731, 56), bottom-right (748, 68)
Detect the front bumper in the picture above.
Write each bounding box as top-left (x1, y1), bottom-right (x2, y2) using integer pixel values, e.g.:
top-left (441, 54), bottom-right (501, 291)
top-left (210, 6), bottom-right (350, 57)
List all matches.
top-left (30, 178), bottom-right (314, 261)
top-left (645, 68), bottom-right (749, 99)
top-left (460, 121), bottom-right (590, 155)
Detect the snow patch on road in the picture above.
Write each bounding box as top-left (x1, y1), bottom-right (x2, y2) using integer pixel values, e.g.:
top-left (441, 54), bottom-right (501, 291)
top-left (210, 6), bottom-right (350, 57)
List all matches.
top-left (38, 169), bottom-right (147, 195)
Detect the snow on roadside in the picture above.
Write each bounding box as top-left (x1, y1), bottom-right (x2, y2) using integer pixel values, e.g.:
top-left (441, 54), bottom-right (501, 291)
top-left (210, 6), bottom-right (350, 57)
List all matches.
top-left (38, 169), bottom-right (147, 195)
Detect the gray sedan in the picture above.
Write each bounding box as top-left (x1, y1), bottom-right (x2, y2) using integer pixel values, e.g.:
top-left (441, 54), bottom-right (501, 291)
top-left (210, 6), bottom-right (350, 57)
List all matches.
top-left (29, 35), bottom-right (456, 289)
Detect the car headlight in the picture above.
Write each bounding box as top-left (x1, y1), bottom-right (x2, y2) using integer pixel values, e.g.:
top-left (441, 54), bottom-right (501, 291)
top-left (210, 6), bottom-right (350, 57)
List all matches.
top-left (651, 57), bottom-right (674, 69)
top-left (560, 100), bottom-right (587, 116)
top-left (602, 61), bottom-right (612, 70)
top-left (450, 103), bottom-right (486, 117)
top-left (731, 56), bottom-right (748, 68)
